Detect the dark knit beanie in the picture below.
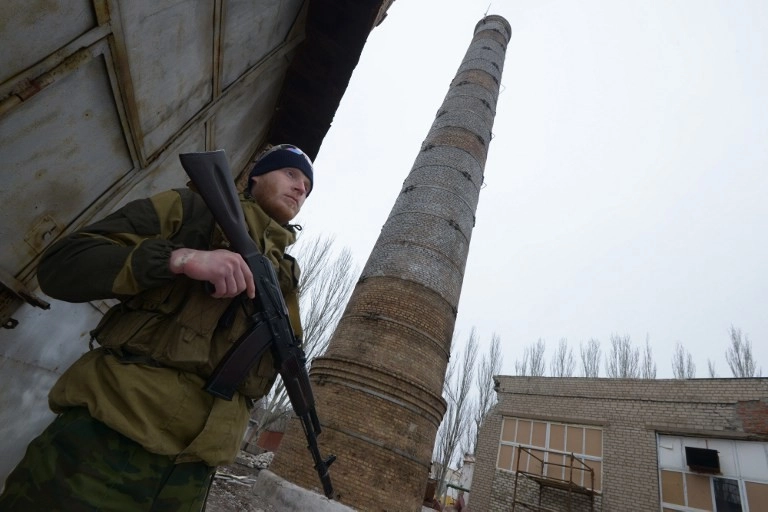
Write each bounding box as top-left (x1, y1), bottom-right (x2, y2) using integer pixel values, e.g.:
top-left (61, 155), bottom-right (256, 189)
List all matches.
top-left (248, 144), bottom-right (314, 195)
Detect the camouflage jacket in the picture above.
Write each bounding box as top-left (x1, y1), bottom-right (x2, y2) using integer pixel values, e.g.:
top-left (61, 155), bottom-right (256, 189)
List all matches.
top-left (37, 188), bottom-right (302, 465)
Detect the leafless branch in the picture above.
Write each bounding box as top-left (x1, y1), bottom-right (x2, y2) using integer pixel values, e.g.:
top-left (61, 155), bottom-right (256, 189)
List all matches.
top-left (250, 235), bottom-right (358, 442)
top-left (726, 325), bottom-right (762, 377)
top-left (433, 330), bottom-right (478, 501)
top-left (604, 334), bottom-right (639, 378)
top-left (580, 338), bottom-right (601, 377)
top-left (641, 335), bottom-right (657, 379)
top-left (550, 338), bottom-right (575, 377)
top-left (671, 342), bottom-right (696, 379)
top-left (471, 333), bottom-right (502, 454)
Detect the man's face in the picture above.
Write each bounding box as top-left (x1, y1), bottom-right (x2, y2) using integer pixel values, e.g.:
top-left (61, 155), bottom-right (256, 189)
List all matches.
top-left (249, 167), bottom-right (311, 224)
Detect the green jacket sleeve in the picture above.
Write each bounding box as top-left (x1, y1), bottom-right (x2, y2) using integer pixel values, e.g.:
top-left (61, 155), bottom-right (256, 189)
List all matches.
top-left (38, 189), bottom-right (213, 302)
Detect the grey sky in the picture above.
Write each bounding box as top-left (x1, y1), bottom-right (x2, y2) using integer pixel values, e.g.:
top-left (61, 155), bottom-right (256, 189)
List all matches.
top-left (296, 0), bottom-right (768, 378)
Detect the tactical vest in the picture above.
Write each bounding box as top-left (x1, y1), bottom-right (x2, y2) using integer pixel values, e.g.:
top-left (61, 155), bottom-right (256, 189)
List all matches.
top-left (90, 191), bottom-right (302, 399)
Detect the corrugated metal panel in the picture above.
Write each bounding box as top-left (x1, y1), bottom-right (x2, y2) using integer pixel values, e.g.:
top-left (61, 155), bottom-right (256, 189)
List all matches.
top-left (221, 0), bottom-right (305, 89)
top-left (112, 0), bottom-right (216, 158)
top-left (0, 48), bottom-right (134, 278)
top-left (0, 1), bottom-right (307, 288)
top-left (0, 0), bottom-right (97, 84)
top-left (211, 57), bottom-right (288, 171)
top-left (109, 127), bottom-right (207, 212)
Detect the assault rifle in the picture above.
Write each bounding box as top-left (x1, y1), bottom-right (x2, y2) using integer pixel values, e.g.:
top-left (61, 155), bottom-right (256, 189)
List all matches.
top-left (178, 149), bottom-right (335, 499)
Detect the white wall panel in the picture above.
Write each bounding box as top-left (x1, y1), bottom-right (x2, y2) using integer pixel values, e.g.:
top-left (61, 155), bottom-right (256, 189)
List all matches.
top-left (736, 441), bottom-right (768, 482)
top-left (708, 438), bottom-right (738, 476)
top-left (659, 434), bottom-right (768, 481)
top-left (658, 435), bottom-right (684, 469)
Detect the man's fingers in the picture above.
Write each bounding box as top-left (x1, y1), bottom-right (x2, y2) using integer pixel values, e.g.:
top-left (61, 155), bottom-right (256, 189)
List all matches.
top-left (239, 260), bottom-right (256, 299)
top-left (172, 249), bottom-right (256, 298)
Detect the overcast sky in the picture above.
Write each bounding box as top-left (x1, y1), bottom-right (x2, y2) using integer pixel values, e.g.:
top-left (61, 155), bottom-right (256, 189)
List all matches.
top-left (296, 0), bottom-right (768, 379)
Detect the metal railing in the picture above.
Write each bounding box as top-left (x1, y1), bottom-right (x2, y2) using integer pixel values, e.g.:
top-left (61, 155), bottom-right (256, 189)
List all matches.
top-left (511, 447), bottom-right (597, 512)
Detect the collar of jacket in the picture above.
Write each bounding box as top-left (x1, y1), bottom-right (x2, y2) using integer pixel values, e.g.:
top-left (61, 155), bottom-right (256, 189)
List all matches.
top-left (239, 193), bottom-right (297, 256)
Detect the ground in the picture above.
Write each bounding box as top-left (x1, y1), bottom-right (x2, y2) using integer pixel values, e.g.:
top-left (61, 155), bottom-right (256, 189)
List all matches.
top-left (205, 452), bottom-right (457, 512)
top-left (205, 451), bottom-right (275, 512)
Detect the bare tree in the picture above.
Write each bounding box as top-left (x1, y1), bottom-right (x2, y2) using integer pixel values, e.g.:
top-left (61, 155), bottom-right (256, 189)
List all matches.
top-left (641, 335), bottom-right (657, 379)
top-left (605, 334), bottom-right (640, 378)
top-left (433, 331), bottom-right (478, 501)
top-left (515, 338), bottom-right (546, 376)
top-left (580, 338), bottom-right (601, 377)
top-left (726, 326), bottom-right (762, 377)
top-left (294, 236), bottom-right (357, 361)
top-left (707, 359), bottom-right (717, 378)
top-left (550, 338), bottom-right (575, 377)
top-left (471, 333), bottom-right (502, 455)
top-left (250, 235), bottom-right (358, 441)
top-left (671, 342), bottom-right (696, 379)
top-left (514, 356), bottom-right (527, 376)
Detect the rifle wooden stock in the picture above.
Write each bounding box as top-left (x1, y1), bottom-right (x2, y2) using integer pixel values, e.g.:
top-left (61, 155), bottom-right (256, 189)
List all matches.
top-left (178, 150), bottom-right (335, 498)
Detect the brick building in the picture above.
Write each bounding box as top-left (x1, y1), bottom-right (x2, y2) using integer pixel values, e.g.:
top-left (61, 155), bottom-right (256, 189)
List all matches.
top-left (472, 376), bottom-right (768, 511)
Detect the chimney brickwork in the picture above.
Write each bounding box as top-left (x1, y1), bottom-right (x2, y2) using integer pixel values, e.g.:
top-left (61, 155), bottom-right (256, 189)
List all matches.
top-left (270, 15), bottom-right (511, 511)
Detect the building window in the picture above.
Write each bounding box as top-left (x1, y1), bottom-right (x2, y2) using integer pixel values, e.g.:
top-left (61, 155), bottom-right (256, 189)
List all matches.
top-left (713, 478), bottom-right (743, 512)
top-left (495, 417), bottom-right (603, 492)
top-left (658, 435), bottom-right (768, 511)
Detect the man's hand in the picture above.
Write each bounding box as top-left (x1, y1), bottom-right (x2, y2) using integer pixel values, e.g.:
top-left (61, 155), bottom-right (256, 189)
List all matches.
top-left (170, 248), bottom-right (255, 299)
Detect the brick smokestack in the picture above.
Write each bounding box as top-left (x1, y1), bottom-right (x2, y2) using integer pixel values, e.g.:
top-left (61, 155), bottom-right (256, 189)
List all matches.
top-left (270, 15), bottom-right (511, 510)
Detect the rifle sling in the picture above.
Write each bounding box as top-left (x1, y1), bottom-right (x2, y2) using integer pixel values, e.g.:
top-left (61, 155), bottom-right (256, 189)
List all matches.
top-left (204, 317), bottom-right (274, 400)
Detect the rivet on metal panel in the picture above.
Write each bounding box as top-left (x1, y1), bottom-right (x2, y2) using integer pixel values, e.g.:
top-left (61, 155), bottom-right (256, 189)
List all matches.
top-left (0, 290), bottom-right (22, 329)
top-left (24, 215), bottom-right (62, 254)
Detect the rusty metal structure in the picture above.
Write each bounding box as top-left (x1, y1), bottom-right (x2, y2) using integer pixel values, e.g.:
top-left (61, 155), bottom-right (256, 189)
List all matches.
top-left (0, 0), bottom-right (395, 487)
top-left (512, 447), bottom-right (597, 512)
top-left (270, 14), bottom-right (511, 510)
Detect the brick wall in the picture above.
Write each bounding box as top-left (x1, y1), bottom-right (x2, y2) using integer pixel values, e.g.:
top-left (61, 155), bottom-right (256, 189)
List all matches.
top-left (472, 377), bottom-right (768, 512)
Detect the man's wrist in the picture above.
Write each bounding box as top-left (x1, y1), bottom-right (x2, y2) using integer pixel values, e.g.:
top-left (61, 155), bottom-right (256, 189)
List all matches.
top-left (170, 248), bottom-right (194, 274)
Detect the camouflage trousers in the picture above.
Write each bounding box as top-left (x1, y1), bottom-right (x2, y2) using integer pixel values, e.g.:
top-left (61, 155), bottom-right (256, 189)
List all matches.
top-left (0, 408), bottom-right (214, 511)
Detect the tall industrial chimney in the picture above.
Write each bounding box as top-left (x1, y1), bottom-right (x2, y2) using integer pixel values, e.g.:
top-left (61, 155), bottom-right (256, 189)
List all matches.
top-left (270, 15), bottom-right (511, 511)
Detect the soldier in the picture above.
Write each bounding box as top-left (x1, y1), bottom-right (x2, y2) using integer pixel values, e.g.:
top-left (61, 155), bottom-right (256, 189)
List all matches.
top-left (0, 144), bottom-right (313, 511)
